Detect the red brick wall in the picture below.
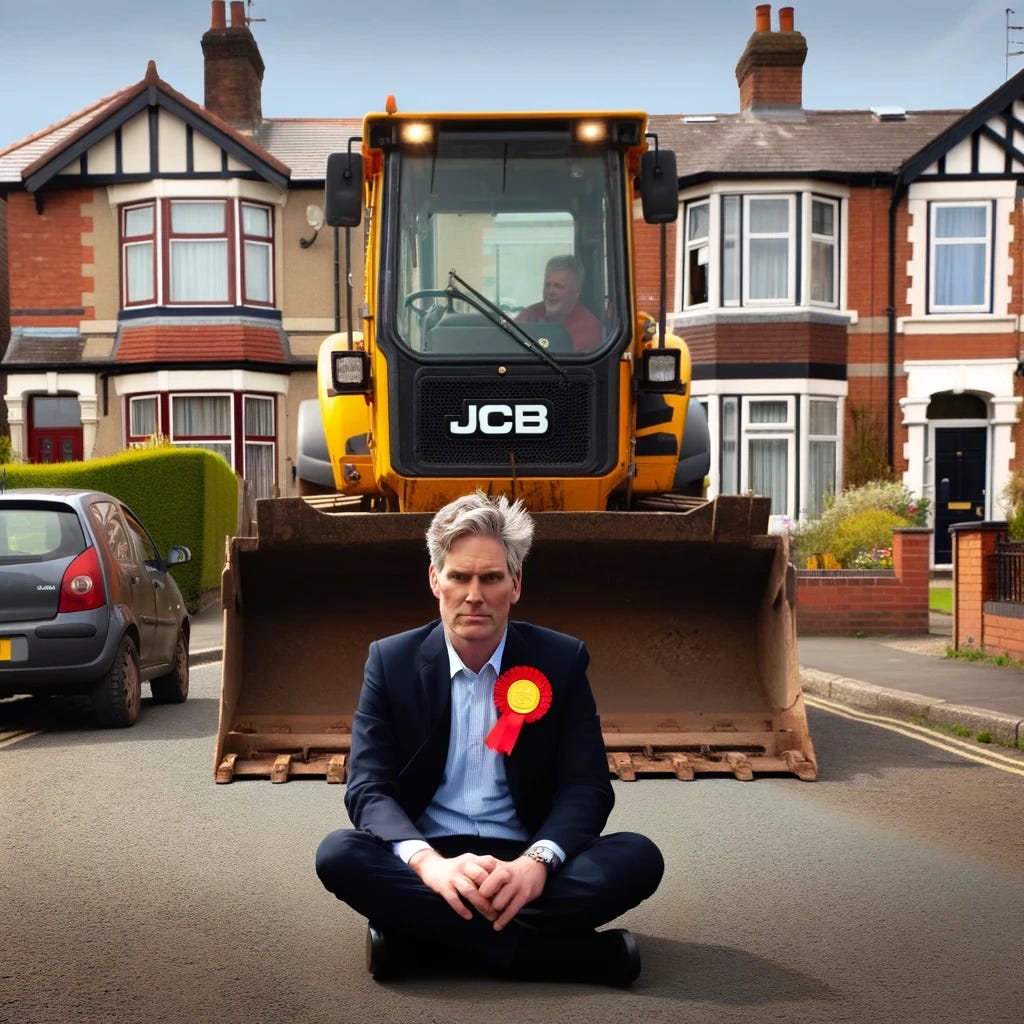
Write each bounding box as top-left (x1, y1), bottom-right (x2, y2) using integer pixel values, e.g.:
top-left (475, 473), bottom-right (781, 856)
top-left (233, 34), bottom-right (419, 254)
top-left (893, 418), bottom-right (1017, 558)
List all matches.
top-left (633, 218), bottom-right (676, 317)
top-left (682, 316), bottom-right (847, 369)
top-left (952, 525), bottom-right (1001, 648)
top-left (980, 609), bottom-right (1024, 660)
top-left (953, 523), bottom-right (1024, 657)
top-left (796, 528), bottom-right (931, 635)
top-left (8, 190), bottom-right (93, 326)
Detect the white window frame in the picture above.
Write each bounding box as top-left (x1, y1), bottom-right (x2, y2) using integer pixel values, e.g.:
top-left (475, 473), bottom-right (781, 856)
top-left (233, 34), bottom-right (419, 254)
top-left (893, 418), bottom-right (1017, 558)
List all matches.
top-left (742, 396), bottom-right (796, 517)
top-left (683, 200), bottom-right (710, 308)
top-left (928, 200), bottom-right (992, 313)
top-left (743, 195), bottom-right (796, 306)
top-left (126, 395), bottom-right (160, 444)
top-left (809, 195), bottom-right (839, 308)
top-left (802, 395), bottom-right (841, 518)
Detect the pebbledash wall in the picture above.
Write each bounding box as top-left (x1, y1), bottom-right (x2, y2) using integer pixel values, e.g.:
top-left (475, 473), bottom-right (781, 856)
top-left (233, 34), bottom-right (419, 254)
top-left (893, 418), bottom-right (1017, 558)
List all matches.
top-left (795, 529), bottom-right (932, 636)
top-left (952, 523), bottom-right (1024, 661)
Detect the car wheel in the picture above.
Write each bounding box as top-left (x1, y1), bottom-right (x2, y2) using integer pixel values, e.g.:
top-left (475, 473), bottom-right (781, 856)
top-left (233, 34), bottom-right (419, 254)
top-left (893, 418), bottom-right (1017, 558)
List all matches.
top-left (92, 635), bottom-right (142, 728)
top-left (150, 628), bottom-right (189, 704)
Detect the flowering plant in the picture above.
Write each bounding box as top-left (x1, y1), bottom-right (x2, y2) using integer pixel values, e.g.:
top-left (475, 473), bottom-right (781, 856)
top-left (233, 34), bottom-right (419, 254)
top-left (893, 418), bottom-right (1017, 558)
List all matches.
top-left (848, 547), bottom-right (893, 570)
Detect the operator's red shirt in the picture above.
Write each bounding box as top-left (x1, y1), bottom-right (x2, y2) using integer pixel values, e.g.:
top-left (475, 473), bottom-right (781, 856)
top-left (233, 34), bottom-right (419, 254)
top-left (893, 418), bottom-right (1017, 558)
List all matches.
top-left (516, 302), bottom-right (603, 352)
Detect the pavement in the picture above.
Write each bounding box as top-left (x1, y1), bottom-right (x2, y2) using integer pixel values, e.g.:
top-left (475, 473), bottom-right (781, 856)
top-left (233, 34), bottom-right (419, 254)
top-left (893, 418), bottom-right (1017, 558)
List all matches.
top-left (187, 603), bottom-right (1024, 748)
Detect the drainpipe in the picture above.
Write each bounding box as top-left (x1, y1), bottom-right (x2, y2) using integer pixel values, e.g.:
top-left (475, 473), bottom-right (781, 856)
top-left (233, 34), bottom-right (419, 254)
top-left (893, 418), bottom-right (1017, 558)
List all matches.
top-left (887, 171), bottom-right (906, 471)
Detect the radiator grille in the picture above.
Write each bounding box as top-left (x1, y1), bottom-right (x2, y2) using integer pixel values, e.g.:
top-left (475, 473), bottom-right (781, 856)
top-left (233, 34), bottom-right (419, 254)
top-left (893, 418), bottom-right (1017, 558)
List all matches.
top-left (415, 376), bottom-right (593, 469)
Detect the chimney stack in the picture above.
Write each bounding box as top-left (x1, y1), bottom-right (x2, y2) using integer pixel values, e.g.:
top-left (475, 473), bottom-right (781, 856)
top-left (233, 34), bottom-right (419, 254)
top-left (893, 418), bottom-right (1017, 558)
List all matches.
top-left (735, 5), bottom-right (807, 121)
top-left (202, 0), bottom-right (265, 131)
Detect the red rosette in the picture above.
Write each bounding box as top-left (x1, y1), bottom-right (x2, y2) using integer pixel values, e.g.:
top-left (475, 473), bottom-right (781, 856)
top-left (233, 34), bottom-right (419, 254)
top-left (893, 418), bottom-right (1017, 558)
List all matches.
top-left (485, 665), bottom-right (553, 755)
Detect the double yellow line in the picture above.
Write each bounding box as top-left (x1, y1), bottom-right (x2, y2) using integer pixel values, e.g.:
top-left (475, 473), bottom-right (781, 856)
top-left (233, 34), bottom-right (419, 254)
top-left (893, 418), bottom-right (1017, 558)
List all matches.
top-left (806, 694), bottom-right (1024, 777)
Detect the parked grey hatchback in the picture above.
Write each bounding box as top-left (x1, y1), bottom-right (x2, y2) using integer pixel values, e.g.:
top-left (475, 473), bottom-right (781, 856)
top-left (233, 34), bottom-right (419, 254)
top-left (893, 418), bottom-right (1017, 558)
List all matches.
top-left (0, 488), bottom-right (191, 727)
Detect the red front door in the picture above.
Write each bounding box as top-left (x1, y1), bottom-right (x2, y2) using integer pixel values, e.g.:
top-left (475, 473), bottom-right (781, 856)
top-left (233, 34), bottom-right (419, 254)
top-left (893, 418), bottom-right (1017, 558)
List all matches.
top-left (28, 396), bottom-right (83, 463)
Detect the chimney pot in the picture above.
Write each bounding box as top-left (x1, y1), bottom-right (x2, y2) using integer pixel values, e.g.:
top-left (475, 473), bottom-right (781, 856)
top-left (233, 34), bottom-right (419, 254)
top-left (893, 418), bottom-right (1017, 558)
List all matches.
top-left (210, 0), bottom-right (226, 29)
top-left (203, 0), bottom-right (265, 129)
top-left (736, 4), bottom-right (807, 119)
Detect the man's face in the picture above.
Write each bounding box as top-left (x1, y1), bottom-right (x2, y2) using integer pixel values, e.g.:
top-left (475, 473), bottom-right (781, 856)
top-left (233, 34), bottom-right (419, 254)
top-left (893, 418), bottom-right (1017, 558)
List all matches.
top-left (429, 533), bottom-right (521, 664)
top-left (542, 268), bottom-right (580, 321)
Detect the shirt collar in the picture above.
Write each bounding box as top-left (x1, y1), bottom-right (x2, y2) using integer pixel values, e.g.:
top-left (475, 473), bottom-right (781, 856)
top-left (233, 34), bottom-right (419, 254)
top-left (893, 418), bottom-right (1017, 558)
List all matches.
top-left (442, 628), bottom-right (508, 681)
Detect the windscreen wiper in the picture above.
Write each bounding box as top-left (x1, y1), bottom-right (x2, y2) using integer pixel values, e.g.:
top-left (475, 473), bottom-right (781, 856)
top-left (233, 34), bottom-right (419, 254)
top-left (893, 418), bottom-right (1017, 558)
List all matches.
top-left (445, 269), bottom-right (568, 381)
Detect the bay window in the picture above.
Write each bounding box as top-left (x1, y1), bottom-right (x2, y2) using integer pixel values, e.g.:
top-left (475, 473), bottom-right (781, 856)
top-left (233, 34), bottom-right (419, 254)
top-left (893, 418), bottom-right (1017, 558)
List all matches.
top-left (121, 198), bottom-right (275, 308)
top-left (125, 391), bottom-right (277, 499)
top-left (681, 190), bottom-right (842, 310)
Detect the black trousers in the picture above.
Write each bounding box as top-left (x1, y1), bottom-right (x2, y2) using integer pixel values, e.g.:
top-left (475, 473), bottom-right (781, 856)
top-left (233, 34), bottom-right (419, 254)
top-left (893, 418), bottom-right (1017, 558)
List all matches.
top-left (314, 829), bottom-right (664, 970)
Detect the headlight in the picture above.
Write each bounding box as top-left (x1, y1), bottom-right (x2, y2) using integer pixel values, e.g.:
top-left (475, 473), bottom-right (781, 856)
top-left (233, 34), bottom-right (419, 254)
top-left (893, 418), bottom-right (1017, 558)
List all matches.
top-left (331, 352), bottom-right (370, 392)
top-left (400, 122), bottom-right (434, 145)
top-left (641, 348), bottom-right (682, 392)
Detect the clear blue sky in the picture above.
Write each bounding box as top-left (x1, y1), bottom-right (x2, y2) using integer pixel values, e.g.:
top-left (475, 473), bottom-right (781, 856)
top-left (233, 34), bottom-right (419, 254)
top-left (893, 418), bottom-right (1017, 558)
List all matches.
top-left (0, 0), bottom-right (1014, 149)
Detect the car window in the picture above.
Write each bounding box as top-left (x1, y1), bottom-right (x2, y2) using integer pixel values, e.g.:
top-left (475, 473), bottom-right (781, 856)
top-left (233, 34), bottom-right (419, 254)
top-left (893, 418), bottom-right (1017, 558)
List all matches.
top-left (88, 500), bottom-right (137, 566)
top-left (0, 506), bottom-right (86, 563)
top-left (124, 510), bottom-right (162, 569)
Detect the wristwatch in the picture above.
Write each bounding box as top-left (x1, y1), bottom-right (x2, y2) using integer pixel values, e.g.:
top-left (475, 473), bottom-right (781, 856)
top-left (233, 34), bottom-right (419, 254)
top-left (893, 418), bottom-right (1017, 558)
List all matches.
top-left (522, 845), bottom-right (561, 873)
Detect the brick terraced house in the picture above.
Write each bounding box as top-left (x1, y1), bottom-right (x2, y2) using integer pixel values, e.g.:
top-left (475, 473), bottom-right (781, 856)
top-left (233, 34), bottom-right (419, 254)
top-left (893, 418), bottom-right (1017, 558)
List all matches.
top-left (1, 3), bottom-right (1022, 567)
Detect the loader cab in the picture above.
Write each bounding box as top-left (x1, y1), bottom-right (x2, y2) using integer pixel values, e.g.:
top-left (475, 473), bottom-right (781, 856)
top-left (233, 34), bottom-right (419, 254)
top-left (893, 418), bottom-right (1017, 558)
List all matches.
top-left (368, 115), bottom-right (641, 363)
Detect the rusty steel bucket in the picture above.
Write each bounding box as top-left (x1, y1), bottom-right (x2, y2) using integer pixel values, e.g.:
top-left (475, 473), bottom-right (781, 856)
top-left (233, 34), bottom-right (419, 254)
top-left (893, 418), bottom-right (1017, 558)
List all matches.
top-left (215, 495), bottom-right (816, 783)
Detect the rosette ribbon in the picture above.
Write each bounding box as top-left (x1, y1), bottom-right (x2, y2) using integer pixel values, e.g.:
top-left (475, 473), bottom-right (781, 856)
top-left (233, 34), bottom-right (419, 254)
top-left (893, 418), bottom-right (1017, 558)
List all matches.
top-left (485, 665), bottom-right (553, 755)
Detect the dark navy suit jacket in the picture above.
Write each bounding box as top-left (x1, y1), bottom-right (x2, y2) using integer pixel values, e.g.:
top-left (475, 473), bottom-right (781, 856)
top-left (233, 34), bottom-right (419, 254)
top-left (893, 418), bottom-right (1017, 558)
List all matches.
top-left (344, 619), bottom-right (614, 859)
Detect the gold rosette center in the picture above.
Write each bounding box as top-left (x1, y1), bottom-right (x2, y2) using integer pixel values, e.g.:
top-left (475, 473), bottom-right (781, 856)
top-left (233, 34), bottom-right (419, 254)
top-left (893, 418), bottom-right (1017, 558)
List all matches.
top-left (506, 679), bottom-right (540, 715)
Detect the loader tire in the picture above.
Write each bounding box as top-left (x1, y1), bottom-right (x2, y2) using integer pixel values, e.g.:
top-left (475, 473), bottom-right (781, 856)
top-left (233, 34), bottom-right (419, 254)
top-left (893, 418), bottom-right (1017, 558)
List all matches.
top-left (150, 628), bottom-right (189, 704)
top-left (92, 635), bottom-right (141, 728)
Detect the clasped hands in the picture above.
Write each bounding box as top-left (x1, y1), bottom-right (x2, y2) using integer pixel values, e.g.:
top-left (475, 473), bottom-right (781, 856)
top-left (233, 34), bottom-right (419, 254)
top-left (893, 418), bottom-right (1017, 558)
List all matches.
top-left (409, 848), bottom-right (546, 930)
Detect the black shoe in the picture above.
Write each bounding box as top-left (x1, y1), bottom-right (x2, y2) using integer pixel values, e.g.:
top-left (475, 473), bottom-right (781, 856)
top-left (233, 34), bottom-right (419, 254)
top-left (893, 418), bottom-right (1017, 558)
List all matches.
top-left (512, 926), bottom-right (642, 987)
top-left (365, 922), bottom-right (392, 981)
top-left (595, 928), bottom-right (642, 988)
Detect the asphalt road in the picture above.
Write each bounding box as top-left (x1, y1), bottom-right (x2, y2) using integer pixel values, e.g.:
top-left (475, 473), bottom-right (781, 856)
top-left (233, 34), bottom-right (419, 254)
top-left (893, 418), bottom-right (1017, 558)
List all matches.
top-left (1, 663), bottom-right (1023, 1024)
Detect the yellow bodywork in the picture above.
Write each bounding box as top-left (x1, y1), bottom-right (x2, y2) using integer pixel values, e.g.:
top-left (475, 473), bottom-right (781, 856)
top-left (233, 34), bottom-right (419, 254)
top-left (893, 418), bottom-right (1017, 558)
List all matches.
top-left (215, 107), bottom-right (817, 784)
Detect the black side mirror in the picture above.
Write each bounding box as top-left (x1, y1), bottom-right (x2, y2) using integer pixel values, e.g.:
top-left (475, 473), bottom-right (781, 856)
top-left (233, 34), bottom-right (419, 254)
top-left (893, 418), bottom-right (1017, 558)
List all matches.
top-left (325, 151), bottom-right (364, 228)
top-left (638, 149), bottom-right (678, 224)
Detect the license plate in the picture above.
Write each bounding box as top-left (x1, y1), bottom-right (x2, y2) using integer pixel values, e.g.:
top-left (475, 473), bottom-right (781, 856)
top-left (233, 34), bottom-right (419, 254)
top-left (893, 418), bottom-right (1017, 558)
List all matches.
top-left (0, 639), bottom-right (10, 661)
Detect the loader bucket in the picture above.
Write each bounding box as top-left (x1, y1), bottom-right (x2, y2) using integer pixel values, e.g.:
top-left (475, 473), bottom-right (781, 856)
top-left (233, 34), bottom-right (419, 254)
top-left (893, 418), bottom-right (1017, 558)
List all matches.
top-left (215, 495), bottom-right (816, 783)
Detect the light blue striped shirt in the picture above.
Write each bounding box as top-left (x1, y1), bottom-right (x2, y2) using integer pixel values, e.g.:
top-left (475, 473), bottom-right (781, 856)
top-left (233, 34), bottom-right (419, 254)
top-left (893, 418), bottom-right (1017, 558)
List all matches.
top-left (393, 630), bottom-right (565, 867)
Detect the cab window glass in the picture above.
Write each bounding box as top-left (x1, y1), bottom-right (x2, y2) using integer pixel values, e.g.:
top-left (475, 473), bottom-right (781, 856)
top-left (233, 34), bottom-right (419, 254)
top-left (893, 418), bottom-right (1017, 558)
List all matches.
top-left (391, 139), bottom-right (623, 358)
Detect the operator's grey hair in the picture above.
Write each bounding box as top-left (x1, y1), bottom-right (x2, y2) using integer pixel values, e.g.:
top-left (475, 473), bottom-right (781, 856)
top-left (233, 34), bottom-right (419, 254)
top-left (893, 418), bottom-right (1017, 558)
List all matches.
top-left (426, 490), bottom-right (535, 577)
top-left (545, 254), bottom-right (585, 287)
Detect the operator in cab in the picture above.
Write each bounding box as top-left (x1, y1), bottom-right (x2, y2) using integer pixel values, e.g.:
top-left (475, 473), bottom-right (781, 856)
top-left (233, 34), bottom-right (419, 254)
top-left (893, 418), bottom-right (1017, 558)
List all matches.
top-left (315, 490), bottom-right (663, 986)
top-left (516, 254), bottom-right (603, 352)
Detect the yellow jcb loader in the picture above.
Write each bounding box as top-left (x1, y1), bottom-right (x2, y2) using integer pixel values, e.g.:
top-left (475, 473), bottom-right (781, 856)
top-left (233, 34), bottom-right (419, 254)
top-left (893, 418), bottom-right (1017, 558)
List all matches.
top-left (215, 107), bottom-right (817, 784)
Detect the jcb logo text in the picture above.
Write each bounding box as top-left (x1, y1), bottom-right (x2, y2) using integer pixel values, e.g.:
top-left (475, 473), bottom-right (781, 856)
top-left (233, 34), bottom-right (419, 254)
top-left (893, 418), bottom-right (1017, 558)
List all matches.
top-left (447, 402), bottom-right (550, 437)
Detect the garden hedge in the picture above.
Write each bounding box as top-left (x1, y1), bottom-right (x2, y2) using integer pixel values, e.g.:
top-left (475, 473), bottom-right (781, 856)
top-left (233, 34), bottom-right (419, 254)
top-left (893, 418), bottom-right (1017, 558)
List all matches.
top-left (0, 447), bottom-right (238, 612)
